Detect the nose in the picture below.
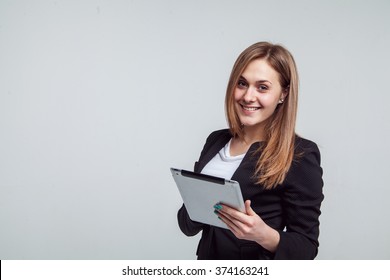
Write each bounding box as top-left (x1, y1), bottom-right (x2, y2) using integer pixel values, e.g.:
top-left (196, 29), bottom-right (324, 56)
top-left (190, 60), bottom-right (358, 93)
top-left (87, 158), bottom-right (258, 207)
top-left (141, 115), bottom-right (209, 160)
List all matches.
top-left (243, 86), bottom-right (256, 103)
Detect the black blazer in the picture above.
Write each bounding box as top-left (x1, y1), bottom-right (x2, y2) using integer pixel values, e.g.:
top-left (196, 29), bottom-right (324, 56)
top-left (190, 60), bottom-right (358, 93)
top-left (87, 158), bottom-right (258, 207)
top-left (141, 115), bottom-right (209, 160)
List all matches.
top-left (177, 129), bottom-right (324, 260)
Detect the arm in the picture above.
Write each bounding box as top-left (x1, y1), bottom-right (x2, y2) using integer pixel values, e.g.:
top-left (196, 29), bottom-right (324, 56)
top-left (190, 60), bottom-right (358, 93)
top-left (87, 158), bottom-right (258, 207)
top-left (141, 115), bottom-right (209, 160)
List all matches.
top-left (216, 140), bottom-right (324, 259)
top-left (274, 141), bottom-right (324, 259)
top-left (177, 203), bottom-right (204, 236)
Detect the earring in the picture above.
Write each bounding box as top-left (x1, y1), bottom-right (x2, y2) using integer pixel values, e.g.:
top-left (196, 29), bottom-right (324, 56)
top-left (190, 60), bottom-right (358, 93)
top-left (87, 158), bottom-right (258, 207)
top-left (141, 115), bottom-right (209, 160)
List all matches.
top-left (279, 99), bottom-right (284, 104)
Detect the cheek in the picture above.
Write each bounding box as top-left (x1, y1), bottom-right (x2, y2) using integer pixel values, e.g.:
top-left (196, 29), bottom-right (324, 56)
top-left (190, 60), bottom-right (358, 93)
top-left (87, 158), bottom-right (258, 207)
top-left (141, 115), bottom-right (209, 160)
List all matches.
top-left (259, 95), bottom-right (279, 108)
top-left (233, 89), bottom-right (241, 102)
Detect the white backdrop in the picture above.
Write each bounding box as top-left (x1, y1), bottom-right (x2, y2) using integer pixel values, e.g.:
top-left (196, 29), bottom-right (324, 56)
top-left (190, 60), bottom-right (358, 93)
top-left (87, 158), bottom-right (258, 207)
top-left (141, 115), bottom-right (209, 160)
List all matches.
top-left (1, 0), bottom-right (389, 259)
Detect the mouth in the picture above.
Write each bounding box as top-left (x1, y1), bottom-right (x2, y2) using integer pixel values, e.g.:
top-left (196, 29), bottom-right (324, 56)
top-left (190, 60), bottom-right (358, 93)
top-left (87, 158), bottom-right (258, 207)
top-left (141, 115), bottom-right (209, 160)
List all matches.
top-left (240, 104), bottom-right (261, 111)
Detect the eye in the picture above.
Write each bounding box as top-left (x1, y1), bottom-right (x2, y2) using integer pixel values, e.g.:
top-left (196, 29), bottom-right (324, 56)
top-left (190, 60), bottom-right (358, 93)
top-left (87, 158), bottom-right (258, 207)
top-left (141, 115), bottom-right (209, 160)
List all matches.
top-left (237, 79), bottom-right (248, 89)
top-left (257, 84), bottom-right (268, 91)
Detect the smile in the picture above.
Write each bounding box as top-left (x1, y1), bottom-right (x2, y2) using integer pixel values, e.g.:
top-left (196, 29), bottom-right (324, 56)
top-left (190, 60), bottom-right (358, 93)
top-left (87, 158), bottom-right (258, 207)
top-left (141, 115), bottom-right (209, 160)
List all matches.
top-left (241, 104), bottom-right (261, 111)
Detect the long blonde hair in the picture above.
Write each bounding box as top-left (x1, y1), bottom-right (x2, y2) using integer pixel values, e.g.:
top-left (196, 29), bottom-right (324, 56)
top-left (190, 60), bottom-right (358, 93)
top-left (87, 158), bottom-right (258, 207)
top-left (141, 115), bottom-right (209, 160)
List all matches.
top-left (225, 42), bottom-right (299, 189)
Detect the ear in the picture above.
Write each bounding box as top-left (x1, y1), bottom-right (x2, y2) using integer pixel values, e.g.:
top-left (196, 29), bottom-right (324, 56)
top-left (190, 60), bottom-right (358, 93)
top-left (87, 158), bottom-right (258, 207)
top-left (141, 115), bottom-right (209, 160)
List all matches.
top-left (278, 87), bottom-right (289, 104)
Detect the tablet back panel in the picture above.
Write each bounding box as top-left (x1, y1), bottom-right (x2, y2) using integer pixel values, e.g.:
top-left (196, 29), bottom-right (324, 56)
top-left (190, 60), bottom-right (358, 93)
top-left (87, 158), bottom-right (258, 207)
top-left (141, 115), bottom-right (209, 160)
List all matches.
top-left (171, 168), bottom-right (245, 229)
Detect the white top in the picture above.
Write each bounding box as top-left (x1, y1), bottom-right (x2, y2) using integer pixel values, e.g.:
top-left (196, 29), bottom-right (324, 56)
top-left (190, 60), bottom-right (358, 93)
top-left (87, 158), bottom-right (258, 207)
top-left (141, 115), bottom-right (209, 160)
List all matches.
top-left (201, 139), bottom-right (246, 179)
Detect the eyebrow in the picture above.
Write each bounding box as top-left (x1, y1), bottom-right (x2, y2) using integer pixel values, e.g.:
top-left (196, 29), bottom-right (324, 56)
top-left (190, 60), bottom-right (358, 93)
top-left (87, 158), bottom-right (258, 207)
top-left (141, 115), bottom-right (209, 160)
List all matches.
top-left (239, 76), bottom-right (273, 85)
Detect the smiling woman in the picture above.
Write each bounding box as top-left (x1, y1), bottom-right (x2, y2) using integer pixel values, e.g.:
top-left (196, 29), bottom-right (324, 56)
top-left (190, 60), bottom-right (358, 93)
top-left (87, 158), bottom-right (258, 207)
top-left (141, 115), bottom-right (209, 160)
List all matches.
top-left (177, 42), bottom-right (324, 260)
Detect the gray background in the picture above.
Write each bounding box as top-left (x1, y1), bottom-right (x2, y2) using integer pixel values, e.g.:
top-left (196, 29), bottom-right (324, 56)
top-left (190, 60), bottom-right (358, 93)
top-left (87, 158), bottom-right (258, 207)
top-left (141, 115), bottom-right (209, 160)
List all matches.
top-left (1, 0), bottom-right (389, 259)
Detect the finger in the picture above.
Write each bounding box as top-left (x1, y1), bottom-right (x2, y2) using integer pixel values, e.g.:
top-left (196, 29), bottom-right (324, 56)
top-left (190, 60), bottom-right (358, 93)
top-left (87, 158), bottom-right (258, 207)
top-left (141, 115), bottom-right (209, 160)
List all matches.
top-left (218, 211), bottom-right (251, 240)
top-left (218, 202), bottom-right (257, 231)
top-left (245, 200), bottom-right (257, 216)
top-left (217, 211), bottom-right (242, 233)
top-left (217, 203), bottom-right (249, 222)
top-left (217, 208), bottom-right (249, 231)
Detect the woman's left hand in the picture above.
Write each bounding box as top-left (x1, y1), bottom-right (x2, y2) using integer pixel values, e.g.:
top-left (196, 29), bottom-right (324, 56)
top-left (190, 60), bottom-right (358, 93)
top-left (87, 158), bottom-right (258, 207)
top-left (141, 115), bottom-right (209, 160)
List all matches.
top-left (214, 200), bottom-right (280, 252)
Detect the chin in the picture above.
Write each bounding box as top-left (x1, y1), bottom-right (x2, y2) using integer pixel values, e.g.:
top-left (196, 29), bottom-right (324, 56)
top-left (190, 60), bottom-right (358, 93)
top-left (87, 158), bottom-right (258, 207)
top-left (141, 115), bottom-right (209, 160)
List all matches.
top-left (240, 119), bottom-right (267, 129)
top-left (241, 121), bottom-right (257, 127)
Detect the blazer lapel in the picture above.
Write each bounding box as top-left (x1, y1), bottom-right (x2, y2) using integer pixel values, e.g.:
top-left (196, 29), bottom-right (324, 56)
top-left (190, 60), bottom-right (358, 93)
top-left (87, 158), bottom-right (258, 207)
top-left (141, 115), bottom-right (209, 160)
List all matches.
top-left (194, 130), bottom-right (232, 173)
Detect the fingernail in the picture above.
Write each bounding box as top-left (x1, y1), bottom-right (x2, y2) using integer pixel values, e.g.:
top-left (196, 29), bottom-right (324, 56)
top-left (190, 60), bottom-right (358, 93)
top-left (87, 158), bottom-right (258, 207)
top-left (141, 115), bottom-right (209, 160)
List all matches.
top-left (214, 210), bottom-right (219, 215)
top-left (213, 204), bottom-right (222, 210)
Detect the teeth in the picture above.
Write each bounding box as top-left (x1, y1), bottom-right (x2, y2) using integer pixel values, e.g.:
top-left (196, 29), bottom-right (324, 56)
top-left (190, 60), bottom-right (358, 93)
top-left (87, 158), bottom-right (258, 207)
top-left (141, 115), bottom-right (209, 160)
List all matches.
top-left (243, 106), bottom-right (260, 111)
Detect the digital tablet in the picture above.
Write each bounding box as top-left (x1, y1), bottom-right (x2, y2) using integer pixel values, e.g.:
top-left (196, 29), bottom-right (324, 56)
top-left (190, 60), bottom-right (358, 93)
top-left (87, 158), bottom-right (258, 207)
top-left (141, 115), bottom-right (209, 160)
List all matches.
top-left (171, 167), bottom-right (245, 229)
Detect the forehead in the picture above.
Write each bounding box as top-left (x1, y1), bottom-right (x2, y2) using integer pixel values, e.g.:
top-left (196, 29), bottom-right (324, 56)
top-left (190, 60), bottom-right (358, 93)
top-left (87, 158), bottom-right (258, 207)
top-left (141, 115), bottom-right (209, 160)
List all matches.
top-left (241, 59), bottom-right (280, 82)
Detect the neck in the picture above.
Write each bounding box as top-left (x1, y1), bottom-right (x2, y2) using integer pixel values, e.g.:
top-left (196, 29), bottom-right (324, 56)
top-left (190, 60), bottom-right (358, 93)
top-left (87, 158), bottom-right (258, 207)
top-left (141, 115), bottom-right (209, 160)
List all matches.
top-left (241, 123), bottom-right (266, 145)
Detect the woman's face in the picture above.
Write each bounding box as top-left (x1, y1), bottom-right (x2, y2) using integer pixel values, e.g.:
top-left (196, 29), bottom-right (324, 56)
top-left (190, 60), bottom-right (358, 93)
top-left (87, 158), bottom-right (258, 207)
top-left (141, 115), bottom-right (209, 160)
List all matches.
top-left (234, 59), bottom-right (286, 131)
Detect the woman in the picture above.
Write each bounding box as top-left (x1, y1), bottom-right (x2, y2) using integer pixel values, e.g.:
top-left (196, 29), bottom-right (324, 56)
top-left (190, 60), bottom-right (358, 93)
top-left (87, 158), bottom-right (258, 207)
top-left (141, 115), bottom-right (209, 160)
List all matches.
top-left (177, 42), bottom-right (324, 260)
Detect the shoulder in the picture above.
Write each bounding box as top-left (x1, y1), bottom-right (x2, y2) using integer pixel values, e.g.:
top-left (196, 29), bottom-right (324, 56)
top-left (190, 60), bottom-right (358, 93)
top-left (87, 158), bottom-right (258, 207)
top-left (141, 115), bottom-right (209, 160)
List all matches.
top-left (294, 135), bottom-right (320, 152)
top-left (285, 135), bottom-right (323, 191)
top-left (201, 129), bottom-right (232, 148)
top-left (201, 129), bottom-right (231, 152)
top-left (205, 129), bottom-right (232, 142)
top-left (294, 135), bottom-right (321, 164)
top-left (282, 136), bottom-right (324, 205)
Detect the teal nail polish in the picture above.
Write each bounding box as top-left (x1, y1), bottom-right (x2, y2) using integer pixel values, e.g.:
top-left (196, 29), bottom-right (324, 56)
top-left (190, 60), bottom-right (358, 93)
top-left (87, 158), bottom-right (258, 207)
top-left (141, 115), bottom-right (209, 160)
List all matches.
top-left (214, 204), bottom-right (222, 210)
top-left (214, 210), bottom-right (219, 215)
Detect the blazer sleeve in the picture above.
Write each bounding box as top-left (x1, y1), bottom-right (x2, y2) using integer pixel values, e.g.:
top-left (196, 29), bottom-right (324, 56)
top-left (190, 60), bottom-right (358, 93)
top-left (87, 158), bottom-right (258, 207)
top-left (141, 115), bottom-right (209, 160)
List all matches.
top-left (274, 140), bottom-right (324, 259)
top-left (177, 204), bottom-right (204, 236)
